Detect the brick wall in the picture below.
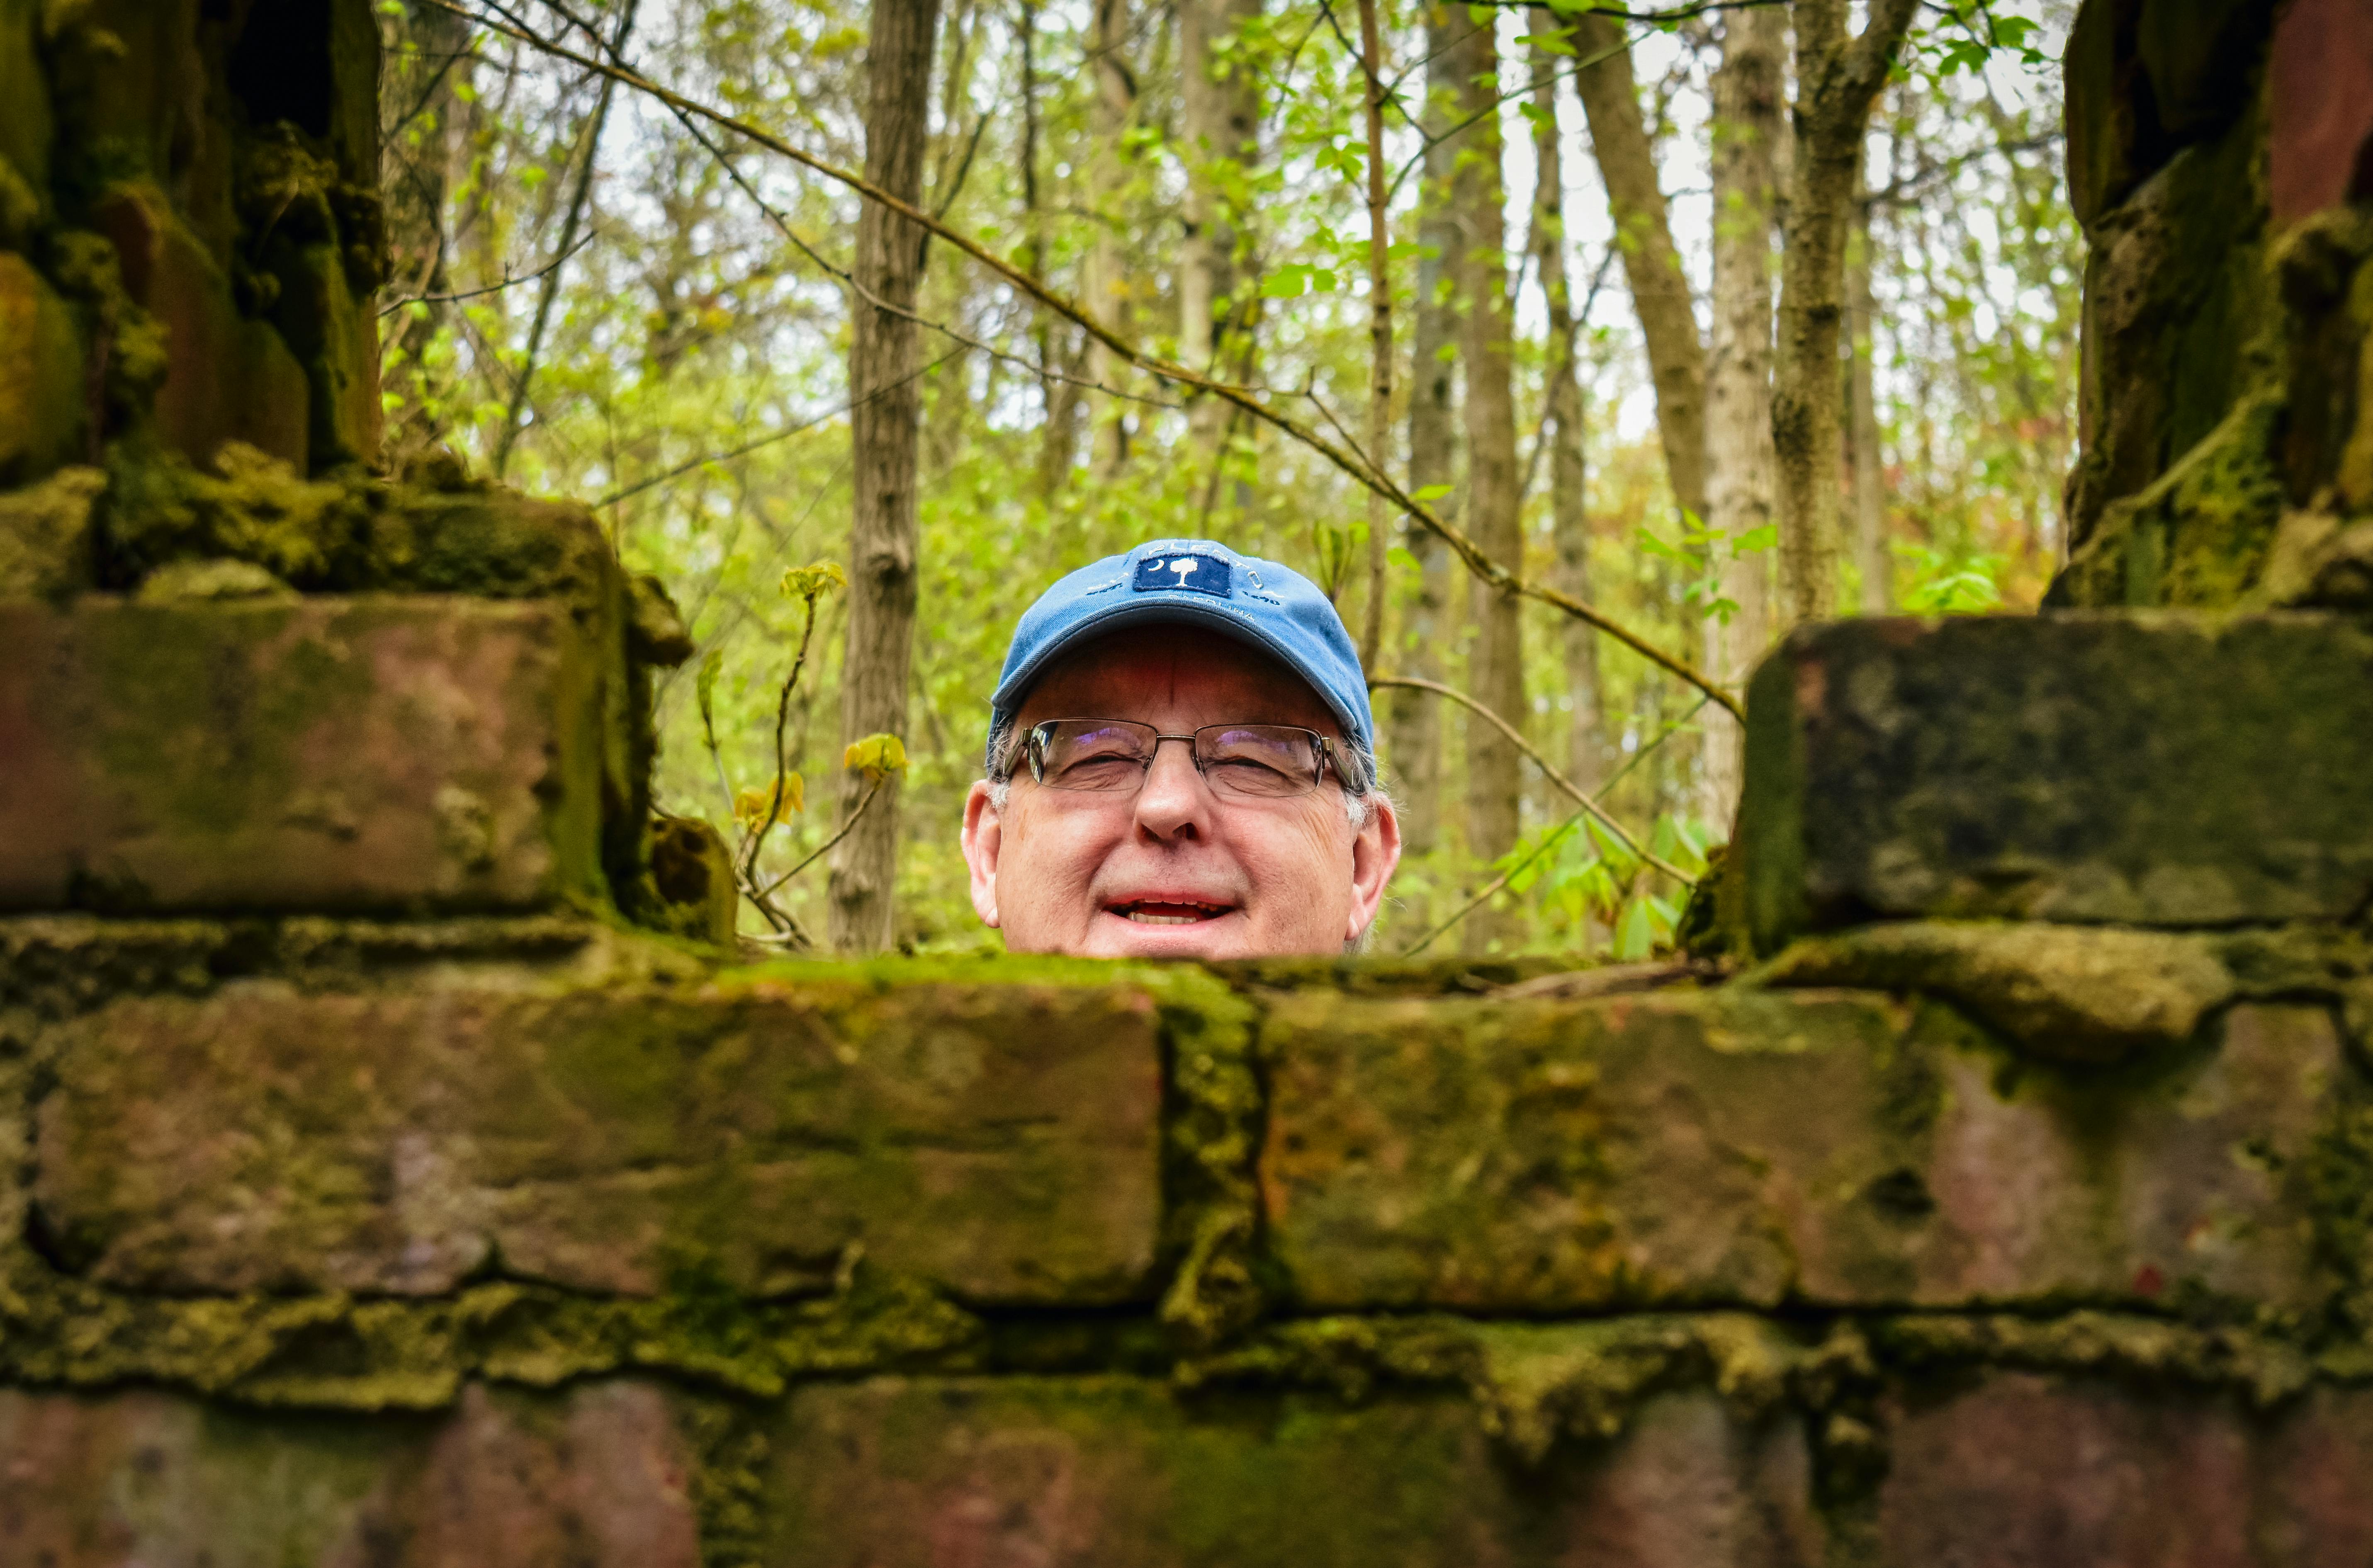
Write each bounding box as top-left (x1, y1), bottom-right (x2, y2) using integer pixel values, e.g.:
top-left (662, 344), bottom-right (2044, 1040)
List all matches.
top-left (7, 2), bottom-right (2373, 1564)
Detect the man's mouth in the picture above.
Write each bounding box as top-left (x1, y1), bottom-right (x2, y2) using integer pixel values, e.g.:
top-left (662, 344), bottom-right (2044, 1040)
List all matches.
top-left (1109, 899), bottom-right (1236, 926)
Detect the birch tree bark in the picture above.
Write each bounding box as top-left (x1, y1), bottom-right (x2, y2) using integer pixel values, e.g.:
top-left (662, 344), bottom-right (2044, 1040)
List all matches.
top-left (1771, 0), bottom-right (1918, 625)
top-left (1383, 0), bottom-right (1464, 860)
top-left (1528, 12), bottom-right (1602, 794)
top-left (1453, 10), bottom-right (1524, 955)
top-left (1569, 11), bottom-right (1706, 525)
top-left (828, 0), bottom-right (942, 951)
top-left (1697, 6), bottom-right (1784, 829)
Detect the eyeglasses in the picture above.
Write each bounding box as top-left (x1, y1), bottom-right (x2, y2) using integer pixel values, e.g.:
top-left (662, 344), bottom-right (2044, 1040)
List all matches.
top-left (1011, 718), bottom-right (1365, 800)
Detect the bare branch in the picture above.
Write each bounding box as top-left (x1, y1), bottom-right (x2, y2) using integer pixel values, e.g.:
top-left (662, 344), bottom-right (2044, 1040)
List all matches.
top-left (1368, 675), bottom-right (1694, 885)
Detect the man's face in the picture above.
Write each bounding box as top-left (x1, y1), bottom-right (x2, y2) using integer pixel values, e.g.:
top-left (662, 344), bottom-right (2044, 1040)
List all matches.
top-left (961, 626), bottom-right (1400, 959)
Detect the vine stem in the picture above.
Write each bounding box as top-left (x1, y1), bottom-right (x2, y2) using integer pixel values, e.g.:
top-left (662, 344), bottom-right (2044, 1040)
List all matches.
top-left (1368, 675), bottom-right (1694, 885)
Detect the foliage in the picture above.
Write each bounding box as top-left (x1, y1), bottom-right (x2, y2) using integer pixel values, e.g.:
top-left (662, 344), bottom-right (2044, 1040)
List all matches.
top-left (373, 0), bottom-right (2079, 955)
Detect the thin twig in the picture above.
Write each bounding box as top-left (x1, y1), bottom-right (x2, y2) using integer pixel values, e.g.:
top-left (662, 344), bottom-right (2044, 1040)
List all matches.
top-left (759, 779), bottom-right (886, 899)
top-left (741, 592), bottom-right (827, 881)
top-left (1369, 675), bottom-right (1692, 885)
top-left (596, 347), bottom-right (960, 509)
top-left (1400, 696), bottom-right (1708, 956)
top-left (377, 228), bottom-right (598, 317)
top-left (433, 0), bottom-right (1741, 720)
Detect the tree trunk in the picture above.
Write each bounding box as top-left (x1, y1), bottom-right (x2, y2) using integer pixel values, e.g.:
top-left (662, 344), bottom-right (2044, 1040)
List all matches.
top-left (1453, 12), bottom-right (1524, 956)
top-left (1355, 0), bottom-right (1390, 668)
top-left (1771, 0), bottom-right (1917, 626)
top-left (1569, 12), bottom-right (1706, 525)
top-left (1179, 0), bottom-right (1261, 466)
top-left (377, 0), bottom-right (467, 468)
top-left (1082, 0), bottom-right (1136, 475)
top-left (1849, 167), bottom-right (1891, 611)
top-left (1384, 0), bottom-right (1463, 862)
top-left (1696, 5), bottom-right (1784, 831)
top-left (829, 0), bottom-right (942, 952)
top-left (1528, 13), bottom-right (1601, 795)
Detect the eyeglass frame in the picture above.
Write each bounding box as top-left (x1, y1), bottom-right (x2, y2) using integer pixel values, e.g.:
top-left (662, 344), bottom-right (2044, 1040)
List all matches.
top-left (998, 717), bottom-right (1371, 799)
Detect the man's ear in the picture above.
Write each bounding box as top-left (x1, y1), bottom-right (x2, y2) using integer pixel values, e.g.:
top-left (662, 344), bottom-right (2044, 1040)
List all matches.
top-left (1345, 793), bottom-right (1402, 944)
top-left (961, 781), bottom-right (1004, 928)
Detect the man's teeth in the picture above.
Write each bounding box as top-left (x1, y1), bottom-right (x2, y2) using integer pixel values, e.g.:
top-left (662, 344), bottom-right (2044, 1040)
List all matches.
top-left (1120, 903), bottom-right (1226, 925)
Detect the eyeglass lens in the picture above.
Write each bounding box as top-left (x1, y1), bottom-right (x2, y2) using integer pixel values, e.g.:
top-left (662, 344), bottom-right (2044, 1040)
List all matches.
top-left (1030, 720), bottom-right (1324, 798)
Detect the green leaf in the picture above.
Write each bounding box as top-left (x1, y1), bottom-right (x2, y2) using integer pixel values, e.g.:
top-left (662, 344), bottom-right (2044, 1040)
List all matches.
top-left (780, 560), bottom-right (848, 600)
top-left (1413, 483), bottom-right (1455, 502)
top-left (1614, 898), bottom-right (1655, 960)
top-left (1731, 524), bottom-right (1779, 556)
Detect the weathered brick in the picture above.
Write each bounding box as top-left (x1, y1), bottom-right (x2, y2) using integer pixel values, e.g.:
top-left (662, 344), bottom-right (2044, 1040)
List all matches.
top-left (33, 973), bottom-right (1164, 1303)
top-left (1260, 989), bottom-right (2339, 1316)
top-left (1739, 614), bottom-right (2373, 945)
top-left (0, 1381), bottom-right (700, 1567)
top-left (0, 597), bottom-right (605, 913)
top-left (95, 183), bottom-right (311, 470)
top-left (0, 251), bottom-right (85, 483)
top-left (767, 1378), bottom-right (1818, 1568)
top-left (1879, 1373), bottom-right (2373, 1566)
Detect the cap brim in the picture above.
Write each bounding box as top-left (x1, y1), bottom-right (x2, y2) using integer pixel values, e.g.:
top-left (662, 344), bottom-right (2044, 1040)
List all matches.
top-left (990, 593), bottom-right (1370, 748)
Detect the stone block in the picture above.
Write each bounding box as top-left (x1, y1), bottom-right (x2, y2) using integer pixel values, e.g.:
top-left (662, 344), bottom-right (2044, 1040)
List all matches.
top-left (1739, 613), bottom-right (2373, 945)
top-left (767, 1378), bottom-right (1819, 1568)
top-left (0, 1381), bottom-right (700, 1567)
top-left (262, 234), bottom-right (381, 468)
top-left (0, 251), bottom-right (87, 483)
top-left (0, 0), bottom-right (49, 233)
top-left (0, 597), bottom-right (607, 913)
top-left (32, 972), bottom-right (1165, 1303)
top-left (1879, 1373), bottom-right (2373, 1566)
top-left (1259, 988), bottom-right (2339, 1317)
top-left (95, 184), bottom-right (310, 470)
top-left (2271, 0), bottom-right (2373, 228)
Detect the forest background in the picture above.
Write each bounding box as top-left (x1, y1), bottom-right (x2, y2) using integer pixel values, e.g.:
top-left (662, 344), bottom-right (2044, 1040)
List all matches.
top-left (373, 0), bottom-right (2076, 956)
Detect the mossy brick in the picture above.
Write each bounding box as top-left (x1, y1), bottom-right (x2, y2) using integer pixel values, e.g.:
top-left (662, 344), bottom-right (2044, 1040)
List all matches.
top-left (766, 1377), bottom-right (1820, 1568)
top-left (0, 465), bottom-right (104, 601)
top-left (0, 0), bottom-right (49, 229)
top-left (1878, 1372), bottom-right (2373, 1564)
top-left (2270, 0), bottom-right (2373, 228)
top-left (260, 233), bottom-right (380, 469)
top-left (0, 597), bottom-right (607, 913)
top-left (94, 183), bottom-right (309, 470)
top-left (31, 971), bottom-right (1164, 1303)
top-left (1258, 988), bottom-right (2340, 1317)
top-left (0, 1381), bottom-right (700, 1567)
top-left (0, 251), bottom-right (88, 484)
top-left (1738, 613), bottom-right (2373, 944)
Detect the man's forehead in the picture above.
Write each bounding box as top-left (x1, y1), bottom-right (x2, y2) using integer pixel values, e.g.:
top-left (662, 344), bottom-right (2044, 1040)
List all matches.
top-left (1017, 626), bottom-right (1339, 731)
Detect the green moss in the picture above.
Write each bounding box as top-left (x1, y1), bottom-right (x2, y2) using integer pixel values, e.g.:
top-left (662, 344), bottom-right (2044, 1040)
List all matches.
top-left (676, 1392), bottom-right (773, 1568)
top-left (1869, 1310), bottom-right (2317, 1409)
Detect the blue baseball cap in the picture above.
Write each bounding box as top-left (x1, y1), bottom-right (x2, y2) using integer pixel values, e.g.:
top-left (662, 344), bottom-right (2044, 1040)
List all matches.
top-left (989, 538), bottom-right (1376, 775)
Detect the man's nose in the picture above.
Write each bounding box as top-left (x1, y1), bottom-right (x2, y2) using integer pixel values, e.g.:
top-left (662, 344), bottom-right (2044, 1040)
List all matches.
top-left (1133, 738), bottom-right (1210, 841)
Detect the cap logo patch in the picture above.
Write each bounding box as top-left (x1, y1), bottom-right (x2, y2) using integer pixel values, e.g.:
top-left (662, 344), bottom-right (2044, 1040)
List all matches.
top-left (1134, 553), bottom-right (1231, 597)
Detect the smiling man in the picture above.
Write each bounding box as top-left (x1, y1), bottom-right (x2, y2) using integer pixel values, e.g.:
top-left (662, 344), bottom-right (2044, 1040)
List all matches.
top-left (962, 539), bottom-right (1401, 958)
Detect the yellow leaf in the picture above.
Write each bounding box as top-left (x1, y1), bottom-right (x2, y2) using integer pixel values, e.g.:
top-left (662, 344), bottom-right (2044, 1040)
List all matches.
top-left (842, 733), bottom-right (908, 782)
top-left (780, 560), bottom-right (848, 601)
top-left (734, 774), bottom-right (804, 829)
